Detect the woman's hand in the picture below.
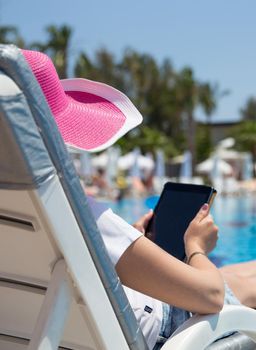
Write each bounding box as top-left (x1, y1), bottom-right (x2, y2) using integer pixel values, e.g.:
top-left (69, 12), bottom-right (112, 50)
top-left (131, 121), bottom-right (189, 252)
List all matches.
top-left (133, 210), bottom-right (153, 234)
top-left (118, 206), bottom-right (224, 314)
top-left (184, 203), bottom-right (219, 257)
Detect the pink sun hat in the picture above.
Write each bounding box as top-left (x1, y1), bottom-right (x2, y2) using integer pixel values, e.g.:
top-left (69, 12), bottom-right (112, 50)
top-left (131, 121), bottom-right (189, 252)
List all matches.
top-left (21, 49), bottom-right (143, 152)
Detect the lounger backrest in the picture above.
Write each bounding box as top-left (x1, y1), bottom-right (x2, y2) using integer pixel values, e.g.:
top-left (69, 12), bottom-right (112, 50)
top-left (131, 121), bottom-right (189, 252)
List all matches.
top-left (0, 44), bottom-right (148, 350)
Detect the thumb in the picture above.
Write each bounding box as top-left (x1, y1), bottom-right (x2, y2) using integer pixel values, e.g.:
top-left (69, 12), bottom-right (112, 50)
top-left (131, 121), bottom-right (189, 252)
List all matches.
top-left (195, 203), bottom-right (209, 223)
top-left (144, 209), bottom-right (154, 223)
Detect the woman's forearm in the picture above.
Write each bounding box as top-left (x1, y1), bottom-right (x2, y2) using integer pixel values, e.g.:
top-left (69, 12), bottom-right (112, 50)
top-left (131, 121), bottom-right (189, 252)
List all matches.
top-left (116, 235), bottom-right (225, 314)
top-left (183, 252), bottom-right (225, 313)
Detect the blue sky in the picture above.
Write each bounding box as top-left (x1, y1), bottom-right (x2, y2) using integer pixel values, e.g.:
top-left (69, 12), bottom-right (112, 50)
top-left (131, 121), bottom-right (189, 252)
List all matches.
top-left (1, 0), bottom-right (256, 122)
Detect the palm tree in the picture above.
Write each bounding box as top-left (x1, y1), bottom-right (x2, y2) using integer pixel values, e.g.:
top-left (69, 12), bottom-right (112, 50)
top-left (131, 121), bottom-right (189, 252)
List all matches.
top-left (229, 97), bottom-right (256, 176)
top-left (73, 46), bottom-right (219, 162)
top-left (74, 52), bottom-right (94, 78)
top-left (30, 25), bottom-right (72, 78)
top-left (93, 48), bottom-right (119, 86)
top-left (147, 58), bottom-right (183, 145)
top-left (120, 49), bottom-right (160, 114)
top-left (75, 48), bottom-right (124, 90)
top-left (117, 125), bottom-right (178, 156)
top-left (240, 97), bottom-right (256, 121)
top-left (174, 68), bottom-right (217, 173)
top-left (230, 121), bottom-right (256, 177)
top-left (0, 25), bottom-right (25, 47)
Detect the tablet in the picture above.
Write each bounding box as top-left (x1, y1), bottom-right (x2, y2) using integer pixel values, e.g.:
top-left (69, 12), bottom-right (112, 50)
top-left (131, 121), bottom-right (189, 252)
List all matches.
top-left (146, 182), bottom-right (217, 260)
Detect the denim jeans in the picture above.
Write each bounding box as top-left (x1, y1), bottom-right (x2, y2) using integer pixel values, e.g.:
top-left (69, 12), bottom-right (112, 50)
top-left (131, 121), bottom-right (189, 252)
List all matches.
top-left (153, 303), bottom-right (190, 350)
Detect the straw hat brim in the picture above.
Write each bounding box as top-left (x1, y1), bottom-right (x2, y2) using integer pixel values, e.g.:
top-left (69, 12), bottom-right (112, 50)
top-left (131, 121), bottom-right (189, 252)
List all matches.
top-left (60, 78), bottom-right (143, 153)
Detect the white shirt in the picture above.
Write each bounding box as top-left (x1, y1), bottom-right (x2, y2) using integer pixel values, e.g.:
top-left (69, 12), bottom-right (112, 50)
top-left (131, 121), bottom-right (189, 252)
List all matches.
top-left (87, 196), bottom-right (163, 349)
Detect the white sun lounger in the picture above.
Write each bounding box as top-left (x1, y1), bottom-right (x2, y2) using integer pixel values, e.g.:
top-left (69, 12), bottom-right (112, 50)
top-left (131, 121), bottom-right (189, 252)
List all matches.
top-left (0, 44), bottom-right (256, 350)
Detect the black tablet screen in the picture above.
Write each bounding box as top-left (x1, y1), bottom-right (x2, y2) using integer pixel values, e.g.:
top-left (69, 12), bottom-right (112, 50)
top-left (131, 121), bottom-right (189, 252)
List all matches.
top-left (146, 182), bottom-right (216, 260)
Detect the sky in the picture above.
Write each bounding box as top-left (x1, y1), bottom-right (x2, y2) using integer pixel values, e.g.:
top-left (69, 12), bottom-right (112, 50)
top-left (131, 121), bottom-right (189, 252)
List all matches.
top-left (1, 0), bottom-right (256, 123)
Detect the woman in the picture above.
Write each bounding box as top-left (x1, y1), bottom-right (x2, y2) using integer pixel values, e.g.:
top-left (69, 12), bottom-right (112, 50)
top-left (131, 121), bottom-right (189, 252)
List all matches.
top-left (21, 48), bottom-right (256, 350)
top-left (88, 195), bottom-right (246, 349)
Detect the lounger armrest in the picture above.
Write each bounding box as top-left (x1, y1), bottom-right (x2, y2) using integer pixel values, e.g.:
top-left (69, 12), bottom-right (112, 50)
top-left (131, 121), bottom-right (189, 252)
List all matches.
top-left (161, 305), bottom-right (256, 350)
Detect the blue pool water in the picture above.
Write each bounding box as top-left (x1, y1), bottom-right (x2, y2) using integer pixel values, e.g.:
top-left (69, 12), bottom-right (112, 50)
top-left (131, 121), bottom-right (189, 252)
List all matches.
top-left (108, 194), bottom-right (256, 267)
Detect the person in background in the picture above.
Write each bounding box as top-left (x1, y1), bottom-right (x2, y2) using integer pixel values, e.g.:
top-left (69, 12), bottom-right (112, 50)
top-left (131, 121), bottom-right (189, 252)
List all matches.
top-left (21, 48), bottom-right (256, 350)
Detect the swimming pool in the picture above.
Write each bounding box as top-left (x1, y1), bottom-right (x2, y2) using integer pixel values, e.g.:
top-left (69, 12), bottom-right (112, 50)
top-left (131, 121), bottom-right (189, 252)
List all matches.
top-left (107, 194), bottom-right (256, 267)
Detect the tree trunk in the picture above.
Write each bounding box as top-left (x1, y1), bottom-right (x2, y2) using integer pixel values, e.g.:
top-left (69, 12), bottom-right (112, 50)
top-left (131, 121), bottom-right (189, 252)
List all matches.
top-left (252, 145), bottom-right (256, 178)
top-left (187, 112), bottom-right (196, 176)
